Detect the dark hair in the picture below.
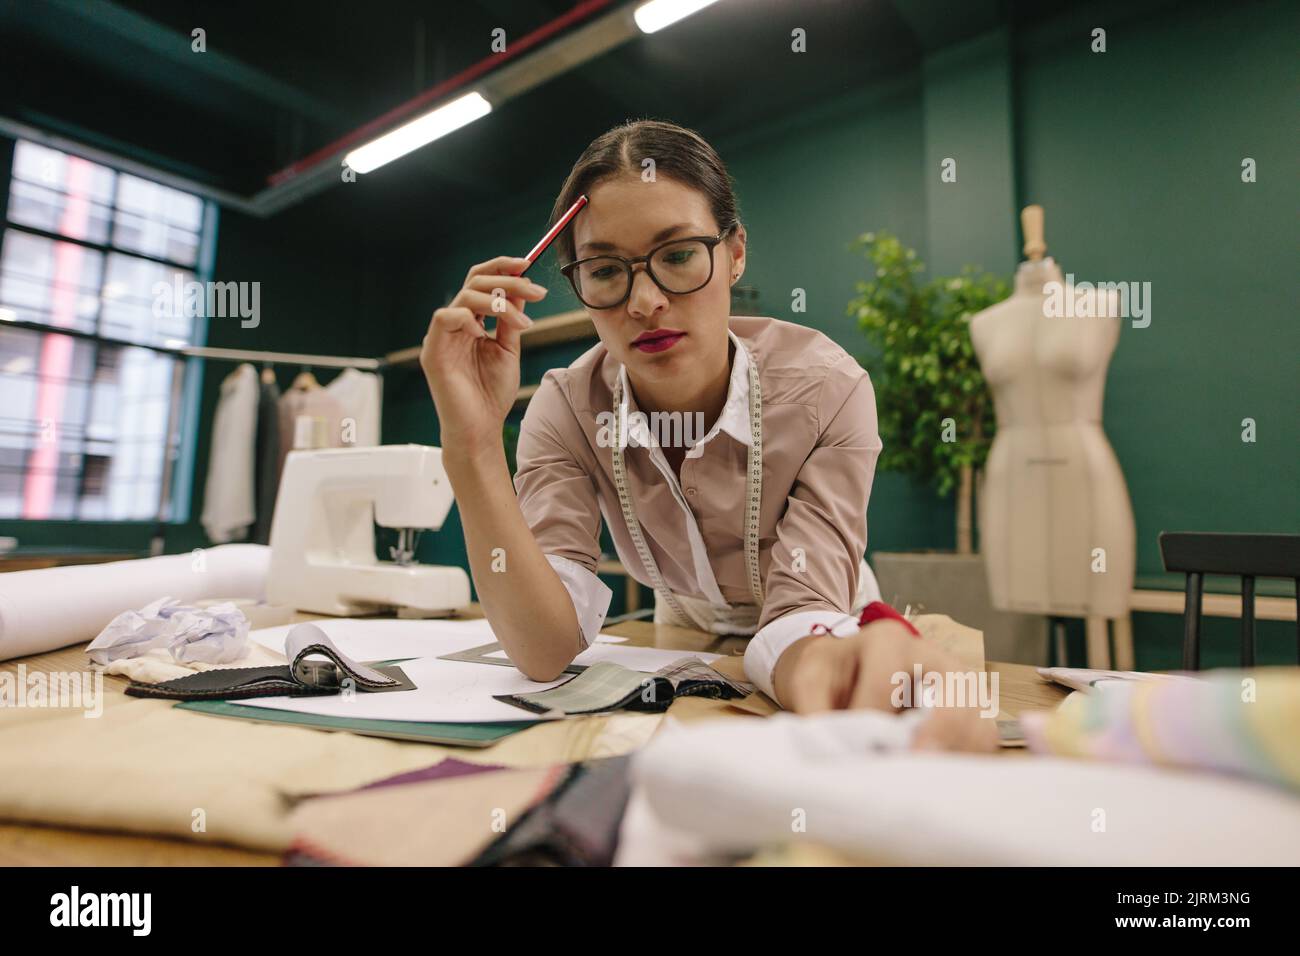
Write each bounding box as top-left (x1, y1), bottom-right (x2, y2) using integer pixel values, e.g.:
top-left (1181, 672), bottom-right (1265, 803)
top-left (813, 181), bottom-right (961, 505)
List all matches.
top-left (546, 119), bottom-right (740, 265)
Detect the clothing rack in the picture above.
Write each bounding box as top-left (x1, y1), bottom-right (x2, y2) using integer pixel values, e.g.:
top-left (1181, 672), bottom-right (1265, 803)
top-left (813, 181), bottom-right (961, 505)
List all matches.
top-left (152, 344), bottom-right (386, 557)
top-left (0, 315), bottom-right (387, 554)
top-left (181, 345), bottom-right (382, 371)
top-left (0, 315), bottom-right (387, 370)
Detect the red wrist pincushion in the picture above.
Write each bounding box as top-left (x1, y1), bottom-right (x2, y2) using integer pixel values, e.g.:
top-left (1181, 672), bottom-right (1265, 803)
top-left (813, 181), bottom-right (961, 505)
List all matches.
top-left (857, 600), bottom-right (920, 637)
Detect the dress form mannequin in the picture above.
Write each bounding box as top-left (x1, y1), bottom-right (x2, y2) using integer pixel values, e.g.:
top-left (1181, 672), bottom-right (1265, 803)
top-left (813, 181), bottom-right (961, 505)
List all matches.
top-left (970, 206), bottom-right (1136, 668)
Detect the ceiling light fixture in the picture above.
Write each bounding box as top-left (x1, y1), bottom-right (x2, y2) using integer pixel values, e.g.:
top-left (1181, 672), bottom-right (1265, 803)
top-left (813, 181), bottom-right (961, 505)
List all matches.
top-left (634, 0), bottom-right (720, 34)
top-left (343, 91), bottom-right (492, 175)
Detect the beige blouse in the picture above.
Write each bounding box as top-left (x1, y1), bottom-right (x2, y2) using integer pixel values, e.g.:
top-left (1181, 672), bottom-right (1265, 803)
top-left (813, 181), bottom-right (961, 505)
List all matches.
top-left (513, 315), bottom-right (883, 701)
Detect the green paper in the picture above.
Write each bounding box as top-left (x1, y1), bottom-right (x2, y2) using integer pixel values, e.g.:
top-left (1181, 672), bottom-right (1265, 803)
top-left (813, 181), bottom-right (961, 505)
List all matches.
top-left (176, 699), bottom-right (538, 748)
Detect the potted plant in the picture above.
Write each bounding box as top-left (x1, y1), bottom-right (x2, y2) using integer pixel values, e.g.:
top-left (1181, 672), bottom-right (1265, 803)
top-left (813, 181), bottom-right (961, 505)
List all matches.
top-left (848, 231), bottom-right (1006, 554)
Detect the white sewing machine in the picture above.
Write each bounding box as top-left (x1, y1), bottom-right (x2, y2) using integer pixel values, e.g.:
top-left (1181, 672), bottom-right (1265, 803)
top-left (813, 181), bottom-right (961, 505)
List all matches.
top-left (267, 445), bottom-right (471, 617)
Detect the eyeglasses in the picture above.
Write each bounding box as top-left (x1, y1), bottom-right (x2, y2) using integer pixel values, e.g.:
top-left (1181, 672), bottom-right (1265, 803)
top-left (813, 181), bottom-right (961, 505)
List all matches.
top-left (559, 226), bottom-right (735, 310)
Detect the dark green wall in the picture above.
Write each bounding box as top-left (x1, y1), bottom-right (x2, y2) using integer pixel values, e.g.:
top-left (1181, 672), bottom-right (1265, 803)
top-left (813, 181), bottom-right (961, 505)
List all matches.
top-left (375, 0), bottom-right (1297, 666)
top-left (1014, 0), bottom-right (1300, 569)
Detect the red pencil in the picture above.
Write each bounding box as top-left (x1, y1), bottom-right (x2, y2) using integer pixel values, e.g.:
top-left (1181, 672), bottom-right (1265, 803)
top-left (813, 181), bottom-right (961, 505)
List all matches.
top-left (520, 194), bottom-right (588, 274)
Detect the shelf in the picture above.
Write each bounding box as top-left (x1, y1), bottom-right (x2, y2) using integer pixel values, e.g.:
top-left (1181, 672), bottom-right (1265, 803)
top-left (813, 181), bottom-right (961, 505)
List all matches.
top-left (385, 309), bottom-right (594, 367)
top-left (512, 383), bottom-right (539, 410)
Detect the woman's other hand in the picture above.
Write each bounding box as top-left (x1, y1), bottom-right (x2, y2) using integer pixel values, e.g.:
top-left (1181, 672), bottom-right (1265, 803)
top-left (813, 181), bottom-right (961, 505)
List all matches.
top-left (420, 256), bottom-right (547, 460)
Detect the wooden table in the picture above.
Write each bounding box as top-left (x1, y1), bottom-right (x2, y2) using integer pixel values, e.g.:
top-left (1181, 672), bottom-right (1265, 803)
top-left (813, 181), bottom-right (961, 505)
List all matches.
top-left (0, 617), bottom-right (1068, 866)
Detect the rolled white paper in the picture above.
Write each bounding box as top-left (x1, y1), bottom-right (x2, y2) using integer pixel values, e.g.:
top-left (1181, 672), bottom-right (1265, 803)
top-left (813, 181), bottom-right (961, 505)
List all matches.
top-left (0, 544), bottom-right (270, 662)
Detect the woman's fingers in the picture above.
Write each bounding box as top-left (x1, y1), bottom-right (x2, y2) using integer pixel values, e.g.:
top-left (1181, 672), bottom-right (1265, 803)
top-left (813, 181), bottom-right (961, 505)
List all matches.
top-left (460, 277), bottom-right (544, 353)
top-left (450, 288), bottom-right (533, 343)
top-left (465, 273), bottom-right (548, 302)
top-left (421, 307), bottom-right (485, 382)
top-left (464, 256), bottom-right (532, 284)
top-left (425, 306), bottom-right (487, 343)
top-left (783, 639), bottom-right (838, 714)
top-left (844, 622), bottom-right (914, 711)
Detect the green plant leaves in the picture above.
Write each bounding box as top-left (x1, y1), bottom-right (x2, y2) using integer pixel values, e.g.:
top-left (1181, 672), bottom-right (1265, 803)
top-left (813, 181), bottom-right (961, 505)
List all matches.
top-left (847, 231), bottom-right (1008, 499)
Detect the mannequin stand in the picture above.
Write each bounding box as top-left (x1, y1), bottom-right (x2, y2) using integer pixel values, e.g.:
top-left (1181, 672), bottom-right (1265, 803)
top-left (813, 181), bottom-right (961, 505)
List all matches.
top-left (1051, 614), bottom-right (1135, 669)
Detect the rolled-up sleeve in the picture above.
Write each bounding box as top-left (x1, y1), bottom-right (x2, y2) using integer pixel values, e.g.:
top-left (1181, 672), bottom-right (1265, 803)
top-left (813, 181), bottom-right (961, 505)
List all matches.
top-left (513, 373), bottom-right (612, 649)
top-left (743, 361), bottom-right (882, 702)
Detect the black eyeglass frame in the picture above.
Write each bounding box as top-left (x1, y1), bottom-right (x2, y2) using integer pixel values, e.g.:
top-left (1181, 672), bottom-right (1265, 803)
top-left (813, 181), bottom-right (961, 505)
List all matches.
top-left (559, 224), bottom-right (737, 310)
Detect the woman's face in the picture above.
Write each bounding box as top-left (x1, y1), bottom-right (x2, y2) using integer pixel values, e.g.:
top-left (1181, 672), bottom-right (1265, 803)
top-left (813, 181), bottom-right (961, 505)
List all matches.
top-left (568, 173), bottom-right (746, 385)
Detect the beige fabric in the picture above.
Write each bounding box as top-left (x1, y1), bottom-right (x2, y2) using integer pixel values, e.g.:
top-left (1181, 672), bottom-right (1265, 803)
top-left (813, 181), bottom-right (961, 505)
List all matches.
top-left (98, 641), bottom-right (287, 685)
top-left (515, 316), bottom-right (881, 632)
top-left (911, 613), bottom-right (986, 672)
top-left (288, 766), bottom-right (563, 866)
top-left (0, 697), bottom-right (663, 851)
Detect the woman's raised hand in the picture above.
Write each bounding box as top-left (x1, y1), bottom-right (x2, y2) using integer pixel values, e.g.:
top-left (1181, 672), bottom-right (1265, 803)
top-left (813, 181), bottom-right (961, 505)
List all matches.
top-left (420, 256), bottom-right (547, 459)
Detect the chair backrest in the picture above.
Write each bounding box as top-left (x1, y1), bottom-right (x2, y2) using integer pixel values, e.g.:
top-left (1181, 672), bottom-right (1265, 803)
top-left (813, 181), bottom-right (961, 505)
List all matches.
top-left (1158, 532), bottom-right (1300, 670)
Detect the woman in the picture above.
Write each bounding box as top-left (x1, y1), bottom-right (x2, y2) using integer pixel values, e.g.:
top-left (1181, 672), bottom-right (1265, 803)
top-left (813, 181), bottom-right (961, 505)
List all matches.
top-left (421, 119), bottom-right (984, 727)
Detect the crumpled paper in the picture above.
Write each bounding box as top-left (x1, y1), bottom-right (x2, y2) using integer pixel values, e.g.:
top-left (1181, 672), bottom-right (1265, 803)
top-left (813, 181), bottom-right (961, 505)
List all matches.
top-left (86, 596), bottom-right (251, 666)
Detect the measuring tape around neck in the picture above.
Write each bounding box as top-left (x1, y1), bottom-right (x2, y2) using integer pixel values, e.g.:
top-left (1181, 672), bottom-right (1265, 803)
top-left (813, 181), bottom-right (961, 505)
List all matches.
top-left (610, 339), bottom-right (764, 628)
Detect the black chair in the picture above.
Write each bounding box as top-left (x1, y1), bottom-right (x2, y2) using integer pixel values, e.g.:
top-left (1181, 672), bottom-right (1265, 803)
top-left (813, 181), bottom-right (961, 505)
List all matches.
top-left (1158, 532), bottom-right (1300, 669)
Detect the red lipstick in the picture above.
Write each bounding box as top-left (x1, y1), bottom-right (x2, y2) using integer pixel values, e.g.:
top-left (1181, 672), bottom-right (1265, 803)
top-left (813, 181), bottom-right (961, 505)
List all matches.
top-left (631, 328), bottom-right (686, 354)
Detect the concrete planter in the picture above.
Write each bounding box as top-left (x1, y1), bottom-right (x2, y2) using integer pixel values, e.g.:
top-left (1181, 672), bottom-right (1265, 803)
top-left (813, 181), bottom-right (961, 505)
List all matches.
top-left (871, 551), bottom-right (1047, 665)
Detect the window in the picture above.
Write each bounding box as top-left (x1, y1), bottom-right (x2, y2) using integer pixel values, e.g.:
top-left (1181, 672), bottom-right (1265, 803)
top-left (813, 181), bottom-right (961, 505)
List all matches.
top-left (0, 139), bottom-right (212, 521)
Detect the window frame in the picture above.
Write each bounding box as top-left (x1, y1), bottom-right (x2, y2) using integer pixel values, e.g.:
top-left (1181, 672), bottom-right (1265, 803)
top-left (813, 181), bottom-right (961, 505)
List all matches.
top-left (0, 135), bottom-right (217, 528)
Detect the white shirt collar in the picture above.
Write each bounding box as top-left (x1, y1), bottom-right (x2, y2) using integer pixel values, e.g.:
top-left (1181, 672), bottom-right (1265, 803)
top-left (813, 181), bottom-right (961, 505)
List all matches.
top-left (617, 330), bottom-right (751, 459)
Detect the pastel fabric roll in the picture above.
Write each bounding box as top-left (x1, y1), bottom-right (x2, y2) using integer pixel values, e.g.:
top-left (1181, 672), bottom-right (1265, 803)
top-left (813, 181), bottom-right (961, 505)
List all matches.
top-left (1020, 668), bottom-right (1300, 793)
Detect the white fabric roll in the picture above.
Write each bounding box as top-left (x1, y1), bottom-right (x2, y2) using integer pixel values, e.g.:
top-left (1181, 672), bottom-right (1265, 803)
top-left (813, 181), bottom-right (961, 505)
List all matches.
top-left (625, 710), bottom-right (1300, 866)
top-left (0, 544), bottom-right (270, 662)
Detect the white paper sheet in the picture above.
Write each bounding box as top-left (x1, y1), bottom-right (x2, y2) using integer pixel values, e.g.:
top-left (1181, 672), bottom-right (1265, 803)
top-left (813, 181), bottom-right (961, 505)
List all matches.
top-left (482, 642), bottom-right (720, 673)
top-left (248, 617), bottom-right (497, 662)
top-left (240, 619), bottom-right (724, 723)
top-left (241, 656), bottom-right (567, 723)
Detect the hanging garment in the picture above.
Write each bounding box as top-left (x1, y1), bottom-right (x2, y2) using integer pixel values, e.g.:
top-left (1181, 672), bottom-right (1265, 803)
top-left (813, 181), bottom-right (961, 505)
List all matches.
top-left (252, 375), bottom-right (281, 544)
top-left (201, 363), bottom-right (259, 543)
top-left (326, 367), bottom-right (382, 447)
top-left (276, 385), bottom-right (344, 477)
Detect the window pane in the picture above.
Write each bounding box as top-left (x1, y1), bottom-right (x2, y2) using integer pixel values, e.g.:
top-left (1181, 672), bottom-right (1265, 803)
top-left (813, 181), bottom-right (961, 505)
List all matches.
top-left (77, 345), bottom-right (174, 520)
top-left (0, 325), bottom-right (95, 520)
top-left (0, 230), bottom-right (104, 333)
top-left (3, 140), bottom-right (208, 523)
top-left (7, 179), bottom-right (113, 245)
top-left (100, 254), bottom-right (196, 347)
top-left (112, 173), bottom-right (203, 266)
top-left (12, 141), bottom-right (116, 203)
top-left (9, 142), bottom-right (116, 246)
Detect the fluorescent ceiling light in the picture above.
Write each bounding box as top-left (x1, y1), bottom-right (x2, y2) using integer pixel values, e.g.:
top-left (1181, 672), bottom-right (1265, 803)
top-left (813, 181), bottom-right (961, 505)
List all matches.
top-left (634, 0), bottom-right (720, 34)
top-left (344, 92), bottom-right (492, 174)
